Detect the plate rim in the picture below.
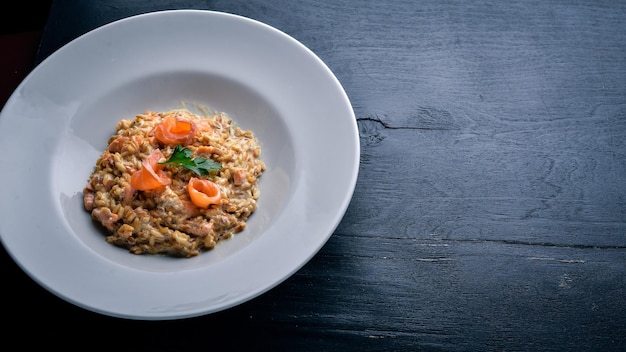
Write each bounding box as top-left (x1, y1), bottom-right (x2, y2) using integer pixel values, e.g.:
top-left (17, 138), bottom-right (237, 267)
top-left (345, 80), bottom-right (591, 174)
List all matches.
top-left (0, 9), bottom-right (360, 320)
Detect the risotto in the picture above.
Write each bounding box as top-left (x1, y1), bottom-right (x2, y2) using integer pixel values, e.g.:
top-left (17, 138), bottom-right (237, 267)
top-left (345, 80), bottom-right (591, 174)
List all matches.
top-left (83, 108), bottom-right (265, 257)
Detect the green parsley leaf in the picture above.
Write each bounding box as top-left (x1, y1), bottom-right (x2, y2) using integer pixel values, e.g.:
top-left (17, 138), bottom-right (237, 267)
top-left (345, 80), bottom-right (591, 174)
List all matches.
top-left (159, 145), bottom-right (222, 176)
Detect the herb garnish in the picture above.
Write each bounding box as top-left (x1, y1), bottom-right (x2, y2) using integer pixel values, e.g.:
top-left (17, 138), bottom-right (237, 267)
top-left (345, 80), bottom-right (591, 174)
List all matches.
top-left (159, 145), bottom-right (222, 176)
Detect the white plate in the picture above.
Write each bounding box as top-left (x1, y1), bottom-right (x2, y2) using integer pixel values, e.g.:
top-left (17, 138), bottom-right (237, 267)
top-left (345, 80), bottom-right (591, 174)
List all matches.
top-left (0, 10), bottom-right (359, 320)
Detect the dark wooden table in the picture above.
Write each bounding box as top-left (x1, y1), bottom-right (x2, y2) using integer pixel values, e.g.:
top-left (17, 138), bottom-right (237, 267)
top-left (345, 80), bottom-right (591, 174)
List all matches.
top-left (3, 1), bottom-right (625, 350)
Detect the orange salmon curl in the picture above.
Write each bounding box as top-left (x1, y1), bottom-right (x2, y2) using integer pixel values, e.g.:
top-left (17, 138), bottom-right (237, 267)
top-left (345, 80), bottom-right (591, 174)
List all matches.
top-left (154, 114), bottom-right (197, 146)
top-left (130, 149), bottom-right (172, 190)
top-left (187, 177), bottom-right (222, 208)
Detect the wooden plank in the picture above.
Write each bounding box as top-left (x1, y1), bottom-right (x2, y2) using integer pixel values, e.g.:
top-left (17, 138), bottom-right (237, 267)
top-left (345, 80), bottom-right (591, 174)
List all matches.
top-left (6, 0), bottom-right (625, 351)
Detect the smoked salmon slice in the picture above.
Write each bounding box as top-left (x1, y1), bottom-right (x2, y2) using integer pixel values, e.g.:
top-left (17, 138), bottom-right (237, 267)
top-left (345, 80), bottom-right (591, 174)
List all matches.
top-left (130, 149), bottom-right (172, 190)
top-left (187, 177), bottom-right (222, 208)
top-left (154, 114), bottom-right (197, 146)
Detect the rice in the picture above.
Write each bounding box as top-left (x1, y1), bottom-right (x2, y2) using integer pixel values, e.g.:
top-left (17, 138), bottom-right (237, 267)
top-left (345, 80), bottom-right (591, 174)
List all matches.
top-left (83, 108), bottom-right (265, 258)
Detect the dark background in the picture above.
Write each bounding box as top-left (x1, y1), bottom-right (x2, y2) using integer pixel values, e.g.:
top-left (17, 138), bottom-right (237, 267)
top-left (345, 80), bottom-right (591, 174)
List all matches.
top-left (0, 1), bottom-right (51, 106)
top-left (2, 1), bottom-right (625, 351)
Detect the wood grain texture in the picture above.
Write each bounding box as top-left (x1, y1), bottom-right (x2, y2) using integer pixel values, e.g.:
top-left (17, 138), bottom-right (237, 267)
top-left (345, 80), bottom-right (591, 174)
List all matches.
top-left (4, 0), bottom-right (625, 351)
